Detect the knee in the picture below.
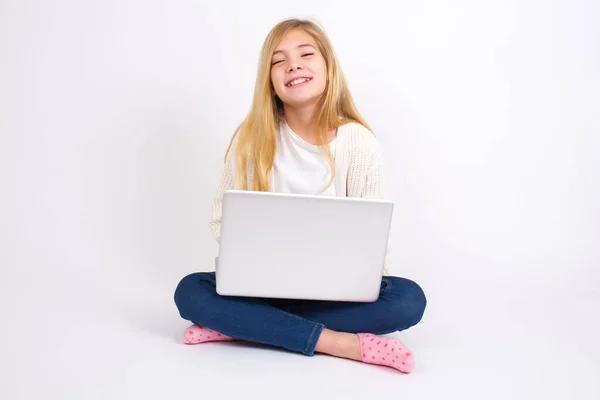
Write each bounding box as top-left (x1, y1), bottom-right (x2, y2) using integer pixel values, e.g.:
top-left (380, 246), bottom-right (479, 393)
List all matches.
top-left (173, 272), bottom-right (215, 318)
top-left (385, 277), bottom-right (427, 330)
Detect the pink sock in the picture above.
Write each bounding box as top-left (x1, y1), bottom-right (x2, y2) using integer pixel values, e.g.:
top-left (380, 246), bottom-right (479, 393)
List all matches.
top-left (357, 333), bottom-right (415, 373)
top-left (182, 324), bottom-right (235, 345)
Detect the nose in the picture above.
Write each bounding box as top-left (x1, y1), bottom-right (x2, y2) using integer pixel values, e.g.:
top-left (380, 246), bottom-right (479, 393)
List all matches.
top-left (287, 64), bottom-right (303, 73)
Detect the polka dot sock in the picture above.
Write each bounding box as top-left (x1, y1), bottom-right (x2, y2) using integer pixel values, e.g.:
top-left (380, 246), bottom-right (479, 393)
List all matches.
top-left (357, 333), bottom-right (415, 373)
top-left (182, 324), bottom-right (235, 345)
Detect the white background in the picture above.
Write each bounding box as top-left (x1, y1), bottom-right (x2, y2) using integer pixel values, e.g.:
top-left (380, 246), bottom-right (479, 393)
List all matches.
top-left (1, 0), bottom-right (599, 399)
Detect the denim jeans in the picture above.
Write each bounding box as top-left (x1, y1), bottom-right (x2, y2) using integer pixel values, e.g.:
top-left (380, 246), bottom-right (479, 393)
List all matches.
top-left (174, 272), bottom-right (426, 356)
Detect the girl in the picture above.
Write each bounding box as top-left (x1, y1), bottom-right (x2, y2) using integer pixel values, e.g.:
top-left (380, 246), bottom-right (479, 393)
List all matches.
top-left (174, 18), bottom-right (426, 373)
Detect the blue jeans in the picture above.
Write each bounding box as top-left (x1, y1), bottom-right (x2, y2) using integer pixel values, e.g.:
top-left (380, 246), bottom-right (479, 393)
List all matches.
top-left (174, 272), bottom-right (426, 356)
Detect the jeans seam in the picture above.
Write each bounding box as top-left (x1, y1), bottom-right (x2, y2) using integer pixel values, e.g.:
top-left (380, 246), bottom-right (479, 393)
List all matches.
top-left (250, 303), bottom-right (324, 355)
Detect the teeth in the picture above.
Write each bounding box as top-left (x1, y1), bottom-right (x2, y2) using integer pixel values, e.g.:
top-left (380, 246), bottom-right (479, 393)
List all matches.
top-left (287, 77), bottom-right (310, 87)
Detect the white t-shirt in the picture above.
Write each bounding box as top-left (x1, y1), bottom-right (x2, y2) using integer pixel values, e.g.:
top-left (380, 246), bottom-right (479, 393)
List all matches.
top-left (272, 120), bottom-right (337, 196)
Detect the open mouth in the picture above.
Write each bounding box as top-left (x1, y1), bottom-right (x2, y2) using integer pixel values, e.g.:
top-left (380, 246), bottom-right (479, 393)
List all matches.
top-left (286, 77), bottom-right (313, 87)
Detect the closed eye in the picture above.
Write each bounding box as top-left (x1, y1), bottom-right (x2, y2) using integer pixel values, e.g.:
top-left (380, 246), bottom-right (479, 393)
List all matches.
top-left (272, 52), bottom-right (313, 66)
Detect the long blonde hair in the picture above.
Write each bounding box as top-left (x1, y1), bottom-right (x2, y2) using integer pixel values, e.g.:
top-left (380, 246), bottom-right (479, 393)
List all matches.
top-left (225, 18), bottom-right (371, 192)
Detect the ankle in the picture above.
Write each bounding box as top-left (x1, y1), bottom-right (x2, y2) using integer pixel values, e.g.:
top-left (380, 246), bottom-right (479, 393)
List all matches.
top-left (315, 329), bottom-right (361, 360)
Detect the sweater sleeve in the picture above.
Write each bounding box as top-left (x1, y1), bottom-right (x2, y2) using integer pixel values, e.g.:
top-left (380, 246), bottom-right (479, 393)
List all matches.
top-left (362, 141), bottom-right (387, 200)
top-left (208, 142), bottom-right (236, 243)
top-left (363, 140), bottom-right (392, 276)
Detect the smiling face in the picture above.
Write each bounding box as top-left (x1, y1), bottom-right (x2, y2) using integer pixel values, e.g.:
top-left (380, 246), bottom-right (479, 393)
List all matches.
top-left (270, 28), bottom-right (328, 109)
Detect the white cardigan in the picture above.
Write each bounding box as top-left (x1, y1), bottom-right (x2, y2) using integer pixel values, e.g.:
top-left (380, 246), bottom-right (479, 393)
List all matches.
top-left (209, 122), bottom-right (392, 276)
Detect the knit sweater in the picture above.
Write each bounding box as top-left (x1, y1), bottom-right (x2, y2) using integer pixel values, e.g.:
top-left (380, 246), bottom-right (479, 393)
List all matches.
top-left (209, 122), bottom-right (392, 276)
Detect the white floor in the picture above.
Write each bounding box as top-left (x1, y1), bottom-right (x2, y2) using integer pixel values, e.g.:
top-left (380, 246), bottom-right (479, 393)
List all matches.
top-left (3, 259), bottom-right (599, 400)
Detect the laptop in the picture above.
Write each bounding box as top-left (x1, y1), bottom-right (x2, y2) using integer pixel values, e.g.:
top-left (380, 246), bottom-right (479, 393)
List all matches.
top-left (215, 190), bottom-right (394, 302)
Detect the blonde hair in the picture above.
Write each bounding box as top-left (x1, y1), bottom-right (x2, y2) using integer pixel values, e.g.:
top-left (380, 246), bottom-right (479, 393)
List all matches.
top-left (225, 18), bottom-right (371, 192)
